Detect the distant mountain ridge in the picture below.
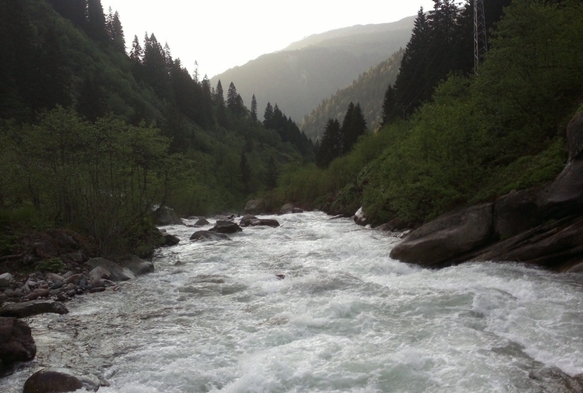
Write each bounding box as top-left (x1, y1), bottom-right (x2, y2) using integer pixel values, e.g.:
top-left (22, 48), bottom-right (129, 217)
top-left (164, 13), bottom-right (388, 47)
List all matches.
top-left (210, 16), bottom-right (414, 124)
top-left (300, 49), bottom-right (404, 141)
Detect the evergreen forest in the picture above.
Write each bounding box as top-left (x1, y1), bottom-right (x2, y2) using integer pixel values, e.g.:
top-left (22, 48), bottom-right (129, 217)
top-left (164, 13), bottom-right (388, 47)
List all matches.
top-left (272, 0), bottom-right (583, 227)
top-left (0, 0), bottom-right (313, 256)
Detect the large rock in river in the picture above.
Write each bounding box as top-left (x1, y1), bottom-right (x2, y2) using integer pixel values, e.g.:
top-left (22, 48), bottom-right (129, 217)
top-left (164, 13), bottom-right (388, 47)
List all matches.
top-left (0, 317), bottom-right (36, 376)
top-left (209, 220), bottom-right (242, 234)
top-left (190, 231), bottom-right (231, 241)
top-left (153, 206), bottom-right (183, 226)
top-left (390, 203), bottom-right (493, 267)
top-left (23, 368), bottom-right (101, 393)
top-left (85, 257), bottom-right (135, 281)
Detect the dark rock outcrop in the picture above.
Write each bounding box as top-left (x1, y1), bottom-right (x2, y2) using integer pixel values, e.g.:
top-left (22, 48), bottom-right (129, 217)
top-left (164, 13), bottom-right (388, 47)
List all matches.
top-left (0, 317), bottom-right (36, 376)
top-left (209, 220), bottom-right (242, 234)
top-left (390, 203), bottom-right (493, 267)
top-left (245, 199), bottom-right (266, 215)
top-left (189, 231), bottom-right (231, 242)
top-left (0, 301), bottom-right (68, 318)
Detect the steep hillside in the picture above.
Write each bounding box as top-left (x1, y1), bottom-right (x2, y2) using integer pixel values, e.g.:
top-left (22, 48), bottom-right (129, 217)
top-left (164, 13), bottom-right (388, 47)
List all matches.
top-left (300, 49), bottom-right (404, 141)
top-left (210, 17), bottom-right (414, 124)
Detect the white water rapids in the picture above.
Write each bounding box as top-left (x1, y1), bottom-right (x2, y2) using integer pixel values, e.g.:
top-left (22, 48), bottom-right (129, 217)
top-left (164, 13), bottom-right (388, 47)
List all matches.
top-left (2, 211), bottom-right (583, 392)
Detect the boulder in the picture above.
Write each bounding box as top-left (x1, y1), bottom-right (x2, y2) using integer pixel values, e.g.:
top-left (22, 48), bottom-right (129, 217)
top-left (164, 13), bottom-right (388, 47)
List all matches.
top-left (390, 203), bottom-right (494, 267)
top-left (239, 214), bottom-right (258, 227)
top-left (353, 207), bottom-right (369, 227)
top-left (194, 218), bottom-right (210, 226)
top-left (209, 220), bottom-right (242, 234)
top-left (153, 206), bottom-right (183, 226)
top-left (160, 231), bottom-right (180, 246)
top-left (254, 219), bottom-right (280, 228)
top-left (85, 258), bottom-right (135, 281)
top-left (245, 199), bottom-right (266, 215)
top-left (0, 273), bottom-right (13, 288)
top-left (493, 189), bottom-right (540, 240)
top-left (537, 158), bottom-right (583, 219)
top-left (292, 207), bottom-right (305, 213)
top-left (375, 218), bottom-right (411, 232)
top-left (279, 203), bottom-right (295, 215)
top-left (0, 301), bottom-right (69, 318)
top-left (469, 215), bottom-right (583, 271)
top-left (0, 317), bottom-right (36, 376)
top-left (23, 368), bottom-right (101, 393)
top-left (27, 288), bottom-right (50, 300)
top-left (88, 266), bottom-right (111, 282)
top-left (189, 231), bottom-right (231, 242)
top-left (567, 111), bottom-right (583, 161)
top-left (121, 255), bottom-right (155, 276)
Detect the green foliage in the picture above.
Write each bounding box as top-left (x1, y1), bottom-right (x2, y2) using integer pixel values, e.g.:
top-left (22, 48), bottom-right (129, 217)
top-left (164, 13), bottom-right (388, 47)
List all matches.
top-left (279, 0), bottom-right (581, 226)
top-left (36, 257), bottom-right (66, 273)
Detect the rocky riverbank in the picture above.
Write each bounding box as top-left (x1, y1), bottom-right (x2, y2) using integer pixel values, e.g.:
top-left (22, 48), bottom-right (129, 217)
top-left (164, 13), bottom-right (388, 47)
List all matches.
top-left (384, 112), bottom-right (583, 271)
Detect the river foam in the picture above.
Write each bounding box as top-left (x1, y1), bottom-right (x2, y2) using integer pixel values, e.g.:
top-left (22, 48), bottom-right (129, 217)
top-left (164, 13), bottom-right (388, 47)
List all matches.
top-left (1, 211), bottom-right (582, 392)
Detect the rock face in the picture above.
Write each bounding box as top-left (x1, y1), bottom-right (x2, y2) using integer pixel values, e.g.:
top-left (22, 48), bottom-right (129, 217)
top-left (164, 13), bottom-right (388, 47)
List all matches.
top-left (154, 206), bottom-right (183, 226)
top-left (390, 204), bottom-right (494, 267)
top-left (0, 301), bottom-right (68, 318)
top-left (209, 220), bottom-right (242, 234)
top-left (0, 317), bottom-right (36, 376)
top-left (245, 199), bottom-right (266, 215)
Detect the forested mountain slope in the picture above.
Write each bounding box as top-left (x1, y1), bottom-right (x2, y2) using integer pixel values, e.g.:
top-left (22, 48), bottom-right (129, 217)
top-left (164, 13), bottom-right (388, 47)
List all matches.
top-left (0, 0), bottom-right (313, 257)
top-left (210, 17), bottom-right (415, 124)
top-left (300, 50), bottom-right (404, 141)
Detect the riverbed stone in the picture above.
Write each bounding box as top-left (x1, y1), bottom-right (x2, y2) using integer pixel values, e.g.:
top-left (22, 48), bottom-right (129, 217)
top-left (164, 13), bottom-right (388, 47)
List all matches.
top-left (390, 203), bottom-right (494, 267)
top-left (194, 218), bottom-right (210, 226)
top-left (0, 301), bottom-right (69, 318)
top-left (122, 255), bottom-right (155, 276)
top-left (88, 266), bottom-right (111, 282)
top-left (153, 206), bottom-right (184, 226)
top-left (0, 273), bottom-right (13, 288)
top-left (85, 258), bottom-right (135, 281)
top-left (23, 368), bottom-right (88, 393)
top-left (190, 231), bottom-right (231, 241)
top-left (209, 220), bottom-right (242, 234)
top-left (0, 317), bottom-right (36, 376)
top-left (279, 203), bottom-right (295, 215)
top-left (27, 288), bottom-right (50, 300)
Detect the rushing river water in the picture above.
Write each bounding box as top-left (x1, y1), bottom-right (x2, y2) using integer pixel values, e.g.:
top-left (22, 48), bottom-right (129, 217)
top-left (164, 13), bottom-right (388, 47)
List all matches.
top-left (2, 211), bottom-right (583, 392)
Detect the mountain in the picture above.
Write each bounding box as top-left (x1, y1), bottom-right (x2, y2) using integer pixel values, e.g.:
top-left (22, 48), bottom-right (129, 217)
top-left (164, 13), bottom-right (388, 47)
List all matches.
top-left (210, 16), bottom-right (415, 125)
top-left (300, 49), bottom-right (404, 141)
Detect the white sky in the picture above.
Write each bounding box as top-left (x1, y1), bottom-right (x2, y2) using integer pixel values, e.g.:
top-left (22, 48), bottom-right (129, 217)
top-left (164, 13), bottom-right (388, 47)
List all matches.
top-left (102, 0), bottom-right (436, 79)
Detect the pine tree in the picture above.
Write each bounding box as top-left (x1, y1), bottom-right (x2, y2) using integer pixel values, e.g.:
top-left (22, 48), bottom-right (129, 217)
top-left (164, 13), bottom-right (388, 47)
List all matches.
top-left (263, 102), bottom-right (273, 128)
top-left (381, 85), bottom-right (397, 126)
top-left (316, 119), bottom-right (342, 168)
top-left (86, 0), bottom-right (109, 43)
top-left (251, 94), bottom-right (258, 121)
top-left (106, 8), bottom-right (125, 53)
top-left (227, 82), bottom-right (244, 115)
top-left (342, 102), bottom-right (366, 154)
top-left (129, 35), bottom-right (143, 63)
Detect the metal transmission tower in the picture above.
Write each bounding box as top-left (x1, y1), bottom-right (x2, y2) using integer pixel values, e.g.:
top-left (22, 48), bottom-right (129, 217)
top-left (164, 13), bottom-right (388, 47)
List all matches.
top-left (474, 0), bottom-right (488, 74)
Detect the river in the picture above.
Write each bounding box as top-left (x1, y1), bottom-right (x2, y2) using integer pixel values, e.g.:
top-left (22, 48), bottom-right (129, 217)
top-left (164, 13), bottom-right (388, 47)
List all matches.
top-left (2, 211), bottom-right (583, 392)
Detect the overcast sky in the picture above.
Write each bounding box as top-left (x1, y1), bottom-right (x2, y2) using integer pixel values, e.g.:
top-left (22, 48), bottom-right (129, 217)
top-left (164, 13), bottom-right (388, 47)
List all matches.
top-left (102, 0), bottom-right (436, 79)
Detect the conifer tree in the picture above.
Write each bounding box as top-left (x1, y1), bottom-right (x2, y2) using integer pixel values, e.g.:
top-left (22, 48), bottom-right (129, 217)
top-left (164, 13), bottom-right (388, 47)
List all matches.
top-left (381, 85), bottom-right (397, 126)
top-left (263, 102), bottom-right (273, 128)
top-left (86, 0), bottom-right (109, 43)
top-left (316, 119), bottom-right (342, 168)
top-left (342, 102), bottom-right (366, 154)
top-left (251, 94), bottom-right (258, 121)
top-left (106, 8), bottom-right (125, 53)
top-left (240, 151), bottom-right (251, 195)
